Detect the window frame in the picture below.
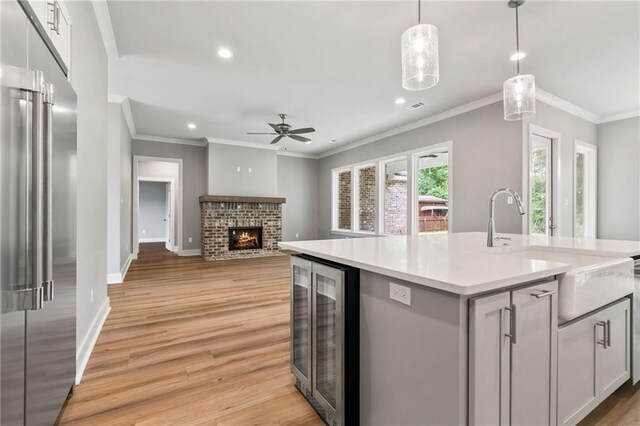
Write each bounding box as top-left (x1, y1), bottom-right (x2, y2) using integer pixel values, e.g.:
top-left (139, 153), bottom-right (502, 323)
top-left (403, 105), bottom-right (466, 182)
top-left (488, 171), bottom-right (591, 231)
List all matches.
top-left (330, 141), bottom-right (453, 237)
top-left (574, 140), bottom-right (597, 238)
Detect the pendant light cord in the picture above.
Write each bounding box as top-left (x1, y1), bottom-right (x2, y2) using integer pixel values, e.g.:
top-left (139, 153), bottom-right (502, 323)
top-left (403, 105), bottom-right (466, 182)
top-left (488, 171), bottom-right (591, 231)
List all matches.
top-left (418, 0), bottom-right (421, 24)
top-left (515, 5), bottom-right (520, 74)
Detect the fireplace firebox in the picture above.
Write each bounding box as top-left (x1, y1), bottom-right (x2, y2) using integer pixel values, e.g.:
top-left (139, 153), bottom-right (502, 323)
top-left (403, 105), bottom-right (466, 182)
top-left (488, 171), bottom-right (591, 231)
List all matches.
top-left (228, 227), bottom-right (263, 251)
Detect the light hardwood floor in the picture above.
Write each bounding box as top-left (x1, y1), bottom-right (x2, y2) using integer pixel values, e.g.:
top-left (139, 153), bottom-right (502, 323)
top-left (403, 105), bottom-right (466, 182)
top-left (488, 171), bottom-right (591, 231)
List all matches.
top-left (58, 244), bottom-right (323, 425)
top-left (58, 243), bottom-right (640, 425)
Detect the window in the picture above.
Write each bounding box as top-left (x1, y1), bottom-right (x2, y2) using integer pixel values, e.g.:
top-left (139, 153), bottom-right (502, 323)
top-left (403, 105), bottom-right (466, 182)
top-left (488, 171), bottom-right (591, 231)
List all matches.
top-left (383, 159), bottom-right (408, 235)
top-left (574, 141), bottom-right (597, 238)
top-left (337, 170), bottom-right (352, 230)
top-left (529, 134), bottom-right (552, 235)
top-left (331, 142), bottom-right (452, 236)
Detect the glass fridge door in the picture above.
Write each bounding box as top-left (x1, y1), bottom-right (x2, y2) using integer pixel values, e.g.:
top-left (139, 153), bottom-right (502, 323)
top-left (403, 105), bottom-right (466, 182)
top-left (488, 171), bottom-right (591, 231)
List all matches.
top-left (290, 256), bottom-right (312, 388)
top-left (312, 262), bottom-right (344, 424)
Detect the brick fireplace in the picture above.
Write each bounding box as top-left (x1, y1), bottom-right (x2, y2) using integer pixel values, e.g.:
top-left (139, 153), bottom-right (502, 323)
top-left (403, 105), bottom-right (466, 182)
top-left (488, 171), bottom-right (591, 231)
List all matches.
top-left (199, 195), bottom-right (285, 260)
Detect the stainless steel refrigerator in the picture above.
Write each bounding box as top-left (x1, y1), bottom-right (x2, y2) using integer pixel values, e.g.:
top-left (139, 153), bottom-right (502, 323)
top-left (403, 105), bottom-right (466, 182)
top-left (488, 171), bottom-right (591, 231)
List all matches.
top-left (1, 1), bottom-right (77, 424)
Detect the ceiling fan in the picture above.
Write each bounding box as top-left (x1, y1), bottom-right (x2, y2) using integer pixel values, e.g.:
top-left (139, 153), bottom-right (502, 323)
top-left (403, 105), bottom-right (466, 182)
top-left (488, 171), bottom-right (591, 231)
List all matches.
top-left (247, 113), bottom-right (315, 144)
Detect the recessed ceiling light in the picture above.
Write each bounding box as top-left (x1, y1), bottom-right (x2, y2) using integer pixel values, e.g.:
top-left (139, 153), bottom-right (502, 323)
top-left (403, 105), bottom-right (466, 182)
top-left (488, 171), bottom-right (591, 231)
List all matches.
top-left (304, 141), bottom-right (312, 145)
top-left (328, 139), bottom-right (337, 144)
top-left (395, 98), bottom-right (406, 105)
top-left (187, 123), bottom-right (196, 129)
top-left (217, 47), bottom-right (233, 59)
top-left (510, 51), bottom-right (527, 61)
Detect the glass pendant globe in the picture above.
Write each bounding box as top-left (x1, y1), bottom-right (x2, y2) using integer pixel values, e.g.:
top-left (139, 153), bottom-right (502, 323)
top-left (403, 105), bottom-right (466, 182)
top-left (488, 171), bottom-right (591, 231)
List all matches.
top-left (401, 23), bottom-right (439, 91)
top-left (503, 74), bottom-right (536, 120)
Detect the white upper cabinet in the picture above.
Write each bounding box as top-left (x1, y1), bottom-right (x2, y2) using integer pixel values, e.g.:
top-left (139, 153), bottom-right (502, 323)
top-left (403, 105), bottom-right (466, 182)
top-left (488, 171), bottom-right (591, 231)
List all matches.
top-left (24, 0), bottom-right (72, 74)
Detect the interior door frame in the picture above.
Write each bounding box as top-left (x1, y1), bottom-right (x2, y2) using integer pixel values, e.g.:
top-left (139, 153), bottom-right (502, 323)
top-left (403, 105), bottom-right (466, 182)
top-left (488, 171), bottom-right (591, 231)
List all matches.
top-left (522, 124), bottom-right (562, 236)
top-left (136, 177), bottom-right (175, 248)
top-left (132, 156), bottom-right (183, 257)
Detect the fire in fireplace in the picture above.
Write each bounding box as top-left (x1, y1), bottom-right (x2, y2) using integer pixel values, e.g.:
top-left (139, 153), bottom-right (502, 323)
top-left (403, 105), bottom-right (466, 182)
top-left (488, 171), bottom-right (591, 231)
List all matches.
top-left (228, 227), bottom-right (263, 251)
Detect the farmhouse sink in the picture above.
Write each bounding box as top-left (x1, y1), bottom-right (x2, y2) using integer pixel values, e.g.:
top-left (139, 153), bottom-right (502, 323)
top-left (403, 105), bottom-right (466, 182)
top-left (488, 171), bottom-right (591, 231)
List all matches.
top-left (499, 247), bottom-right (634, 321)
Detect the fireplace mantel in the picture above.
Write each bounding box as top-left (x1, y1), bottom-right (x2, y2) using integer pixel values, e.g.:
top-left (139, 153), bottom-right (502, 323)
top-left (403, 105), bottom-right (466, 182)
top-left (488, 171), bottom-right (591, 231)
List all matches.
top-left (199, 195), bottom-right (286, 204)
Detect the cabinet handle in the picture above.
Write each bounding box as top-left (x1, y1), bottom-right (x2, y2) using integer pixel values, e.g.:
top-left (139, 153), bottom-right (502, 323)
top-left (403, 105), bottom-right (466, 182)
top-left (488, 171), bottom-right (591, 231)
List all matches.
top-left (606, 319), bottom-right (611, 347)
top-left (505, 304), bottom-right (516, 344)
top-left (596, 321), bottom-right (608, 349)
top-left (531, 289), bottom-right (556, 299)
top-left (47, 2), bottom-right (60, 35)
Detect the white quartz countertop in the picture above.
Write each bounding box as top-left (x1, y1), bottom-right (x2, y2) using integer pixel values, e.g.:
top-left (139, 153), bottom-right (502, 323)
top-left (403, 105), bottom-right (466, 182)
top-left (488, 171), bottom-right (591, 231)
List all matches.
top-left (278, 232), bottom-right (640, 295)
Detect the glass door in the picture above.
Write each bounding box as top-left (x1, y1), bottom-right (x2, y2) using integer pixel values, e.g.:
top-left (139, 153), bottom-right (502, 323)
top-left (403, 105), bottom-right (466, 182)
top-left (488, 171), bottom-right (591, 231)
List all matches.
top-left (529, 134), bottom-right (554, 235)
top-left (312, 263), bottom-right (344, 424)
top-left (290, 257), bottom-right (312, 388)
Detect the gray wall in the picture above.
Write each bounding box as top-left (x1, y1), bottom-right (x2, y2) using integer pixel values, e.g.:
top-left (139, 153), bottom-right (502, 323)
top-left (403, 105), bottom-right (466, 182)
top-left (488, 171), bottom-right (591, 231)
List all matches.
top-left (598, 117), bottom-right (640, 241)
top-left (277, 155), bottom-right (319, 241)
top-left (66, 1), bottom-right (109, 351)
top-left (107, 103), bottom-right (132, 276)
top-left (137, 160), bottom-right (179, 246)
top-left (317, 101), bottom-right (522, 239)
top-left (528, 102), bottom-right (598, 237)
top-left (132, 140), bottom-right (206, 250)
top-left (138, 182), bottom-right (168, 240)
top-left (207, 143), bottom-right (278, 196)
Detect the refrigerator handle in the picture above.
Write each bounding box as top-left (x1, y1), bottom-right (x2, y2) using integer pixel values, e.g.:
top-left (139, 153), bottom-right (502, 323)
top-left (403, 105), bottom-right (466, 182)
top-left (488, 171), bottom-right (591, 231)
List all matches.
top-left (42, 83), bottom-right (54, 302)
top-left (32, 81), bottom-right (45, 309)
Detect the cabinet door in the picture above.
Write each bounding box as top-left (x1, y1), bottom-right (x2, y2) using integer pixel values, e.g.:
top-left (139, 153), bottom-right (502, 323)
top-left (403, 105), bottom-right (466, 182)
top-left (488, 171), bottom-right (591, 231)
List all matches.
top-left (312, 263), bottom-right (344, 425)
top-left (290, 257), bottom-right (312, 389)
top-left (558, 315), bottom-right (599, 426)
top-left (511, 281), bottom-right (558, 426)
top-left (597, 299), bottom-right (630, 399)
top-left (469, 291), bottom-right (511, 426)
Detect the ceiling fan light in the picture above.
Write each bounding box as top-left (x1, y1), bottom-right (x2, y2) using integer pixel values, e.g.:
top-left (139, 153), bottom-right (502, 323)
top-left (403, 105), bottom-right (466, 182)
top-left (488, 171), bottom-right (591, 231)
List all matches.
top-left (401, 24), bottom-right (439, 91)
top-left (503, 74), bottom-right (536, 121)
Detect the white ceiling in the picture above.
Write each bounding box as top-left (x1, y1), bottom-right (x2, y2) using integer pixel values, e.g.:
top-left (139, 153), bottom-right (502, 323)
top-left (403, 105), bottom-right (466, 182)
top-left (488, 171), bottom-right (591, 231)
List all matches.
top-left (106, 1), bottom-right (640, 155)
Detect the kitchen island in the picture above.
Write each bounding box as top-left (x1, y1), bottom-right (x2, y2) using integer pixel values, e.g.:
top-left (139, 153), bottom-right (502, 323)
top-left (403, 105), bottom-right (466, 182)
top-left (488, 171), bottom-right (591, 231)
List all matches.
top-left (279, 232), bottom-right (639, 425)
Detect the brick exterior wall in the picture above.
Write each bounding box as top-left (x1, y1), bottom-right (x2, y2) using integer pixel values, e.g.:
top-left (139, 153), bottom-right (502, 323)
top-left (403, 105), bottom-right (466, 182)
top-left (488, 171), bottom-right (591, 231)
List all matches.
top-left (384, 177), bottom-right (407, 235)
top-left (338, 171), bottom-right (352, 229)
top-left (359, 167), bottom-right (376, 232)
top-left (200, 201), bottom-right (282, 260)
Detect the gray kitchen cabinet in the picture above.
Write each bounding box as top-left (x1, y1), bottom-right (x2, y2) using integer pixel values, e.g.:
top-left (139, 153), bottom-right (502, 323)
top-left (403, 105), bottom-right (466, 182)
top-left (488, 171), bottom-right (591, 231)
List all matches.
top-left (470, 280), bottom-right (558, 426)
top-left (558, 298), bottom-right (631, 426)
top-left (22, 0), bottom-right (72, 74)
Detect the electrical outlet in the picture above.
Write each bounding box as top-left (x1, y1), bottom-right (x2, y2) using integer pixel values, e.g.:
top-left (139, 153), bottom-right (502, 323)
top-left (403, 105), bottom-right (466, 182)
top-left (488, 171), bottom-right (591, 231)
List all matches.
top-left (90, 288), bottom-right (94, 303)
top-left (236, 166), bottom-right (241, 172)
top-left (295, 233), bottom-right (299, 238)
top-left (188, 237), bottom-right (193, 243)
top-left (142, 229), bottom-right (146, 235)
top-left (507, 196), bottom-right (513, 205)
top-left (389, 282), bottom-right (411, 306)
top-left (248, 167), bottom-right (252, 173)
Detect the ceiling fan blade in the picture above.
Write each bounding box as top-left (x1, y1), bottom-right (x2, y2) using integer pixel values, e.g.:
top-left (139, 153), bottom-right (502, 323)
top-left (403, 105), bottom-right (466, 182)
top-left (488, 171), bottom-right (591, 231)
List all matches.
top-left (290, 127), bottom-right (316, 134)
top-left (247, 132), bottom-right (278, 135)
top-left (268, 123), bottom-right (283, 133)
top-left (270, 135), bottom-right (284, 144)
top-left (288, 134), bottom-right (311, 142)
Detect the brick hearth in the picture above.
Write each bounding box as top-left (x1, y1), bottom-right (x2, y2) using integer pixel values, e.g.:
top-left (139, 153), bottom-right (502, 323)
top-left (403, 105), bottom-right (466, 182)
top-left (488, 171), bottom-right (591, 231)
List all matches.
top-left (199, 195), bottom-right (285, 260)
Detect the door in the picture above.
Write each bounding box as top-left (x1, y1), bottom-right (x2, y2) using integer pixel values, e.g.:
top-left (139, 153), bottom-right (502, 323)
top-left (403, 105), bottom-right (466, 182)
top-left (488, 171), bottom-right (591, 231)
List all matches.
top-left (290, 256), bottom-right (312, 389)
top-left (558, 316), bottom-right (600, 426)
top-left (312, 262), bottom-right (344, 425)
top-left (510, 281), bottom-right (558, 425)
top-left (25, 15), bottom-right (77, 426)
top-left (597, 299), bottom-right (630, 399)
top-left (529, 134), bottom-right (555, 236)
top-left (469, 291), bottom-right (511, 425)
top-left (1, 2), bottom-right (30, 424)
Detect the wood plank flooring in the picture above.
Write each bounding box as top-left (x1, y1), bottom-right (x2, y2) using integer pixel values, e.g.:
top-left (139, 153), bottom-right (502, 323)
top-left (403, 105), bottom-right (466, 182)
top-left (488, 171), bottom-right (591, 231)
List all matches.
top-left (58, 244), bottom-right (323, 425)
top-left (58, 243), bottom-right (640, 425)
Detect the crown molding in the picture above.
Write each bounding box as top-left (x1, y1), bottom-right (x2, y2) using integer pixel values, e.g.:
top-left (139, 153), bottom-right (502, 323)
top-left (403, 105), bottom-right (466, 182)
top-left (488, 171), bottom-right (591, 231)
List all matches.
top-left (134, 134), bottom-right (206, 147)
top-left (108, 94), bottom-right (136, 137)
top-left (91, 0), bottom-right (119, 61)
top-left (318, 91), bottom-right (504, 159)
top-left (276, 150), bottom-right (319, 160)
top-left (206, 137), bottom-right (281, 151)
top-left (598, 109), bottom-right (640, 124)
top-left (536, 89), bottom-right (600, 124)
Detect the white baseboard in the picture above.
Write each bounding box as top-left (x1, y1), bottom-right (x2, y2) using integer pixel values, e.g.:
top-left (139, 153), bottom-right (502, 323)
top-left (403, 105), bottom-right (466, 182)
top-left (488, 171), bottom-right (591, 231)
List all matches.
top-left (139, 237), bottom-right (167, 243)
top-left (107, 253), bottom-right (134, 284)
top-left (76, 297), bottom-right (111, 385)
top-left (179, 249), bottom-right (201, 256)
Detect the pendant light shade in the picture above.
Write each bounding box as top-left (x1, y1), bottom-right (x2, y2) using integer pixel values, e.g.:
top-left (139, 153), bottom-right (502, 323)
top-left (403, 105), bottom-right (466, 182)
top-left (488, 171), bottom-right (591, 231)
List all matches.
top-left (401, 0), bottom-right (439, 91)
top-left (503, 74), bottom-right (536, 120)
top-left (401, 24), bottom-right (439, 90)
top-left (503, 0), bottom-right (535, 120)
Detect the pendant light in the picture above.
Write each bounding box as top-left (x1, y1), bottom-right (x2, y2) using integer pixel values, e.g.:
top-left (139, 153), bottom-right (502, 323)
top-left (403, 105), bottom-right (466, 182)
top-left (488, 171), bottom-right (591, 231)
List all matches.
top-left (401, 0), bottom-right (439, 91)
top-left (503, 0), bottom-right (535, 120)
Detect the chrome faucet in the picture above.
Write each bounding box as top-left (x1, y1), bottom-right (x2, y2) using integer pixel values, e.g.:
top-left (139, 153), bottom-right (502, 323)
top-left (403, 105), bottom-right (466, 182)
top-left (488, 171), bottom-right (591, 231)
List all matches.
top-left (487, 188), bottom-right (526, 247)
